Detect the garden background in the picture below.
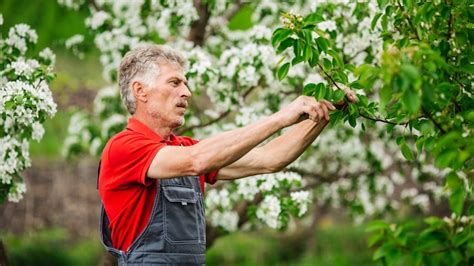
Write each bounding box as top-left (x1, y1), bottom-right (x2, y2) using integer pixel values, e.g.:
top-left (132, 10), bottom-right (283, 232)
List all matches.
top-left (0, 0), bottom-right (472, 265)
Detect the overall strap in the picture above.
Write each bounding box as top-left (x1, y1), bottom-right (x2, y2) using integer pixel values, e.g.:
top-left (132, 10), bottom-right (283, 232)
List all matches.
top-left (96, 160), bottom-right (101, 189)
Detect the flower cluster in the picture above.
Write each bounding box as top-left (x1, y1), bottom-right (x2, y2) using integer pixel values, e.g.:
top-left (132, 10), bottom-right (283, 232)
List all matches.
top-left (205, 171), bottom-right (310, 231)
top-left (0, 18), bottom-right (57, 203)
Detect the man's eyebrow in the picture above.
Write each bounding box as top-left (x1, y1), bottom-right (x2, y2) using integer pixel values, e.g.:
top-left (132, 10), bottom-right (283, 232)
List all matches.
top-left (167, 76), bottom-right (188, 84)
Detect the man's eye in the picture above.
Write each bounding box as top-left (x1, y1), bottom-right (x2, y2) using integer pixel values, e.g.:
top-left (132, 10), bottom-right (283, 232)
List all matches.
top-left (171, 80), bottom-right (179, 86)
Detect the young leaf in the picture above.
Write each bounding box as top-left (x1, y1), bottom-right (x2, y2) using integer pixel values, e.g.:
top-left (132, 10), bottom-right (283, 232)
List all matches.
top-left (303, 83), bottom-right (317, 96)
top-left (277, 63), bottom-right (291, 81)
top-left (402, 88), bottom-right (420, 113)
top-left (449, 189), bottom-right (465, 216)
top-left (315, 83), bottom-right (327, 100)
top-left (400, 143), bottom-right (414, 160)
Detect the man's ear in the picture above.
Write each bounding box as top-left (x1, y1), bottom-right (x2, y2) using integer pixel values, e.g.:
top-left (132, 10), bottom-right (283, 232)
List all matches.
top-left (132, 81), bottom-right (148, 103)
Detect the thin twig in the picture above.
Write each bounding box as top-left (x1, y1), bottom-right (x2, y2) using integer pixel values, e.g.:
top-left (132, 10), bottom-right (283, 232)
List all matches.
top-left (396, 0), bottom-right (421, 41)
top-left (422, 107), bottom-right (446, 134)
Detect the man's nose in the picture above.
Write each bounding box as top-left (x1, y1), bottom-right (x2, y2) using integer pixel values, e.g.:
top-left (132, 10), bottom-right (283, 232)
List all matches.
top-left (181, 85), bottom-right (191, 98)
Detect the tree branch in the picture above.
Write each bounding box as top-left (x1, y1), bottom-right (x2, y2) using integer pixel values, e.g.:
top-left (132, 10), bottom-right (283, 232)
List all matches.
top-left (421, 107), bottom-right (446, 134)
top-left (188, 0), bottom-right (212, 46)
top-left (396, 0), bottom-right (421, 41)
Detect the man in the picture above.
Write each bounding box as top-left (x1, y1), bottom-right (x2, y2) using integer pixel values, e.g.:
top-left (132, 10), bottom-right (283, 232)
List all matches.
top-left (98, 44), bottom-right (356, 265)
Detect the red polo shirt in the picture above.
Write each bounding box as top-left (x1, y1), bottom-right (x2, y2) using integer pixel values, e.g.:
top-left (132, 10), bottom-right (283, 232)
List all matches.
top-left (98, 118), bottom-right (218, 251)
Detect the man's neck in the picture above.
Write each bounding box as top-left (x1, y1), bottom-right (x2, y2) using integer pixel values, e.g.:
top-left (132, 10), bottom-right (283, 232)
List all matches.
top-left (132, 114), bottom-right (174, 141)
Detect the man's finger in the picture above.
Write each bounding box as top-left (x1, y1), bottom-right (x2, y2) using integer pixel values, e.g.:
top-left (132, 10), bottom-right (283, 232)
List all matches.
top-left (320, 103), bottom-right (329, 120)
top-left (314, 104), bottom-right (324, 120)
top-left (320, 100), bottom-right (336, 110)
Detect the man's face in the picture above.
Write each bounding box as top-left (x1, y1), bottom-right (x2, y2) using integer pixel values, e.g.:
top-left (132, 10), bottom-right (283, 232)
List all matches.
top-left (144, 63), bottom-right (191, 128)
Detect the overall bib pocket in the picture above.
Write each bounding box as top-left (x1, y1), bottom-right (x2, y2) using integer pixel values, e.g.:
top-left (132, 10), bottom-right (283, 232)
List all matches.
top-left (162, 186), bottom-right (201, 244)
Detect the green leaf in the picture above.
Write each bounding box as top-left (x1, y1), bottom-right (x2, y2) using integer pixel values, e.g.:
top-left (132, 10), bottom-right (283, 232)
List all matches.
top-left (272, 28), bottom-right (293, 47)
top-left (315, 83), bottom-right (327, 100)
top-left (402, 88), bottom-right (420, 113)
top-left (309, 51), bottom-right (319, 68)
top-left (371, 13), bottom-right (383, 30)
top-left (304, 13), bottom-right (324, 24)
top-left (303, 83), bottom-right (317, 96)
top-left (322, 58), bottom-right (332, 70)
top-left (435, 150), bottom-right (457, 169)
top-left (469, 203), bottom-right (474, 216)
top-left (293, 39), bottom-right (302, 58)
top-left (459, 63), bottom-right (474, 74)
top-left (415, 136), bottom-right (425, 154)
top-left (4, 99), bottom-right (15, 110)
top-left (277, 63), bottom-right (290, 81)
top-left (329, 109), bottom-right (343, 126)
top-left (291, 56), bottom-right (304, 66)
top-left (348, 114), bottom-right (357, 127)
top-left (446, 172), bottom-right (463, 191)
top-left (379, 85), bottom-right (392, 106)
top-left (366, 221), bottom-right (389, 232)
top-left (449, 189), bottom-right (464, 216)
top-left (424, 217), bottom-right (444, 229)
top-left (412, 251), bottom-right (423, 266)
top-left (316, 37), bottom-right (328, 53)
top-left (453, 230), bottom-right (470, 247)
top-left (400, 143), bottom-right (414, 160)
top-left (400, 64), bottom-right (420, 81)
top-left (327, 49), bottom-right (343, 68)
top-left (377, 0), bottom-right (389, 8)
top-left (277, 38), bottom-right (295, 54)
top-left (368, 232), bottom-right (384, 247)
top-left (333, 90), bottom-right (345, 102)
top-left (304, 44), bottom-right (313, 62)
top-left (373, 246), bottom-right (386, 260)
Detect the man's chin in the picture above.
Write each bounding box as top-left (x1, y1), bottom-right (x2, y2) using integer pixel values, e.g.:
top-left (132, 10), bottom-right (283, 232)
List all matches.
top-left (172, 117), bottom-right (185, 128)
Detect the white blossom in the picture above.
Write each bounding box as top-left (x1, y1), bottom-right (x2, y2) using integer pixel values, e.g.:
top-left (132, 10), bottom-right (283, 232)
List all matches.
top-left (31, 122), bottom-right (45, 141)
top-left (39, 47), bottom-right (56, 67)
top-left (257, 195), bottom-right (281, 229)
top-left (86, 10), bottom-right (110, 30)
top-left (8, 182), bottom-right (27, 202)
top-left (291, 190), bottom-right (312, 216)
top-left (65, 34), bottom-right (84, 49)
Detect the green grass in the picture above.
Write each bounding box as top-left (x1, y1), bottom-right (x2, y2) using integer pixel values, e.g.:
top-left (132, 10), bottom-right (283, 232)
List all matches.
top-left (207, 223), bottom-right (379, 266)
top-left (2, 228), bottom-right (102, 266)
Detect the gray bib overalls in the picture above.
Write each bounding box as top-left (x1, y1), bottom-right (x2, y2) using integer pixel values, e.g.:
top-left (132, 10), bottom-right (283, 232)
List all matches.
top-left (99, 175), bottom-right (206, 265)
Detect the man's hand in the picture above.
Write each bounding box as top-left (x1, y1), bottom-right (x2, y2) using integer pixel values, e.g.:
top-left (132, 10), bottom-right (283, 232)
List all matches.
top-left (277, 96), bottom-right (336, 127)
top-left (334, 84), bottom-right (358, 109)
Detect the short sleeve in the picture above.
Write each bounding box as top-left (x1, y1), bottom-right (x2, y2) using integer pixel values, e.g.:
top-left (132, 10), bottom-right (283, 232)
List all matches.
top-left (204, 170), bottom-right (219, 184)
top-left (102, 134), bottom-right (166, 189)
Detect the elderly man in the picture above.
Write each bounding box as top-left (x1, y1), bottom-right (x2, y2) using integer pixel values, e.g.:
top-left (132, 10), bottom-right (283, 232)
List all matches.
top-left (98, 44), bottom-right (356, 265)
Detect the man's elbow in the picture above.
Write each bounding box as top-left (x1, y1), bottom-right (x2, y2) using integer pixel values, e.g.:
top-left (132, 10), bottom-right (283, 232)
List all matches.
top-left (266, 162), bottom-right (286, 174)
top-left (188, 150), bottom-right (214, 176)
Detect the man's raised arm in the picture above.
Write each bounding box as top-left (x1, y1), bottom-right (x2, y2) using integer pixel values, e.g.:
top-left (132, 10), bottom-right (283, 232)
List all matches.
top-left (147, 96), bottom-right (333, 179)
top-left (217, 89), bottom-right (358, 180)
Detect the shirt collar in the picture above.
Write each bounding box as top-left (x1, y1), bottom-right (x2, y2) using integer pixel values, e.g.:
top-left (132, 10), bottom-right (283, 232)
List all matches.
top-left (126, 117), bottom-right (182, 145)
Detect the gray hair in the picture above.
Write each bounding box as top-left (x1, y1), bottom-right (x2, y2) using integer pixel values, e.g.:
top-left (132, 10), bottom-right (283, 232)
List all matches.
top-left (118, 44), bottom-right (188, 114)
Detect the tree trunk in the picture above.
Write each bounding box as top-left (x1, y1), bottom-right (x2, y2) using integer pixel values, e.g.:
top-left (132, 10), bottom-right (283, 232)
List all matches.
top-left (188, 0), bottom-right (211, 46)
top-left (0, 239), bottom-right (9, 266)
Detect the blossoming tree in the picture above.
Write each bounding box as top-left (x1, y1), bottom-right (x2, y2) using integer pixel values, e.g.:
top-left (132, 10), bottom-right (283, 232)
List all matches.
top-left (0, 15), bottom-right (57, 204)
top-left (59, 0), bottom-right (472, 264)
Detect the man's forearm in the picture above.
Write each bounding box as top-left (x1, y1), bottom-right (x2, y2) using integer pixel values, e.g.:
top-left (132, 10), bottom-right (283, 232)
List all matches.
top-left (259, 119), bottom-right (329, 171)
top-left (191, 114), bottom-right (284, 173)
